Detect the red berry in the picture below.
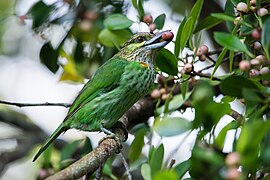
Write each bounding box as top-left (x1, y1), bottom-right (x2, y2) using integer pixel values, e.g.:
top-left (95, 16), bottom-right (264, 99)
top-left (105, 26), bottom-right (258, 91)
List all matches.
top-left (149, 23), bottom-right (157, 32)
top-left (225, 152), bottom-right (240, 167)
top-left (151, 89), bottom-right (161, 98)
top-left (260, 67), bottom-right (270, 75)
top-left (198, 54), bottom-right (206, 61)
top-left (143, 14), bottom-right (153, 24)
top-left (183, 63), bottom-right (194, 74)
top-left (239, 60), bottom-right (251, 71)
top-left (162, 31), bottom-right (174, 41)
top-left (249, 69), bottom-right (260, 77)
top-left (253, 41), bottom-right (262, 50)
top-left (257, 8), bottom-right (268, 17)
top-left (251, 29), bottom-right (261, 40)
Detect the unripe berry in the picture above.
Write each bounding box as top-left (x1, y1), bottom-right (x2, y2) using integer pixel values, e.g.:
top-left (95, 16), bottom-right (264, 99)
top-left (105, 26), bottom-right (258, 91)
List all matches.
top-left (151, 89), bottom-right (161, 98)
top-left (84, 10), bottom-right (98, 20)
top-left (149, 23), bottom-right (156, 32)
top-left (236, 2), bottom-right (248, 13)
top-left (79, 20), bottom-right (92, 31)
top-left (159, 88), bottom-right (166, 95)
top-left (256, 55), bottom-right (266, 61)
top-left (161, 93), bottom-right (171, 101)
top-left (196, 45), bottom-right (209, 56)
top-left (250, 0), bottom-right (256, 5)
top-left (260, 67), bottom-right (270, 74)
top-left (226, 168), bottom-right (240, 180)
top-left (199, 54), bottom-right (206, 61)
top-left (253, 41), bottom-right (262, 50)
top-left (251, 29), bottom-right (261, 40)
top-left (239, 60), bottom-right (251, 71)
top-left (143, 14), bottom-right (153, 24)
top-left (257, 8), bottom-right (268, 17)
top-left (162, 31), bottom-right (174, 41)
top-left (225, 152), bottom-right (240, 167)
top-left (249, 69), bottom-right (260, 77)
top-left (183, 63), bottom-right (194, 74)
top-left (234, 17), bottom-right (242, 25)
top-left (250, 58), bottom-right (260, 65)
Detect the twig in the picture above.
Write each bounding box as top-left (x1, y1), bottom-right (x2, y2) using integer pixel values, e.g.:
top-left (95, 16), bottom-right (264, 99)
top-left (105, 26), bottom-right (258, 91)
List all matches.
top-left (0, 100), bottom-right (71, 108)
top-left (191, 71), bottom-right (221, 81)
top-left (119, 151), bottom-right (132, 180)
top-left (198, 64), bottom-right (215, 73)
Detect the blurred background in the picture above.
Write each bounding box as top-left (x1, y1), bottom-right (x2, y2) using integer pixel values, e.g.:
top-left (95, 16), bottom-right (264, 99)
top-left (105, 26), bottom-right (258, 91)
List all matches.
top-left (0, 0), bottom-right (238, 179)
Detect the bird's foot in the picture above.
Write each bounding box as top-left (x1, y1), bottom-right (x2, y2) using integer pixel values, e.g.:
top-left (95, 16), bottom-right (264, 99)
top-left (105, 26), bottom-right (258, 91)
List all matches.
top-left (99, 127), bottom-right (122, 153)
top-left (110, 121), bottom-right (129, 142)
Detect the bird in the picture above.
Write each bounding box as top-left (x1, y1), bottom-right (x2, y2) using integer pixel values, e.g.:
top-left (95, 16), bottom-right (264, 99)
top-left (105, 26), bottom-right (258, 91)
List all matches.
top-left (33, 30), bottom-right (173, 162)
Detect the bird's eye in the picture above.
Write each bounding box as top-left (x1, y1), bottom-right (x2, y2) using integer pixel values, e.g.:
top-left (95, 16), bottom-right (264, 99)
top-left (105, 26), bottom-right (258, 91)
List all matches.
top-left (136, 36), bottom-right (145, 43)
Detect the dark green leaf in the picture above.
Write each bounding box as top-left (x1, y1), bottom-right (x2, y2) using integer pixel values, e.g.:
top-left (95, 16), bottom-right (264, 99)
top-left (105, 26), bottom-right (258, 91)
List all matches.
top-left (98, 29), bottom-right (132, 47)
top-left (175, 17), bottom-right (187, 57)
top-left (214, 32), bottom-right (253, 57)
top-left (28, 1), bottom-right (54, 29)
top-left (174, 159), bottom-right (191, 178)
top-left (211, 13), bottom-right (252, 28)
top-left (154, 116), bottom-right (191, 137)
top-left (194, 15), bottom-right (223, 34)
top-left (180, 17), bottom-right (193, 50)
top-left (154, 14), bottom-right (166, 30)
top-left (60, 139), bottom-right (82, 161)
top-left (262, 14), bottom-right (270, 59)
top-left (137, 0), bottom-right (145, 19)
top-left (104, 14), bottom-right (133, 30)
top-left (220, 75), bottom-right (259, 98)
top-left (156, 48), bottom-right (178, 75)
top-left (132, 0), bottom-right (137, 8)
top-left (150, 144), bottom-right (164, 177)
top-left (128, 128), bottom-right (147, 162)
top-left (40, 42), bottom-right (59, 73)
top-left (181, 74), bottom-right (189, 99)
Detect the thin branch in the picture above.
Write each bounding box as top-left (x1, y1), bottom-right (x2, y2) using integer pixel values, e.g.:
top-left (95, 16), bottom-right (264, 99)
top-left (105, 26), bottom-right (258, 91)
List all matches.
top-left (0, 100), bottom-right (71, 108)
top-left (119, 152), bottom-right (132, 180)
top-left (191, 71), bottom-right (221, 81)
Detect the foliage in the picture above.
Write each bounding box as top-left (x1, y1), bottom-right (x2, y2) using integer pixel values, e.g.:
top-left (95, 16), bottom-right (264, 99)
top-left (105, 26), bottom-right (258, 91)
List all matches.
top-left (1, 0), bottom-right (270, 179)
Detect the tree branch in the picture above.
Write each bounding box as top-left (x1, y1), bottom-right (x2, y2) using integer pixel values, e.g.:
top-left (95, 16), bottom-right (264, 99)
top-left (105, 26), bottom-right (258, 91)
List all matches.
top-left (0, 100), bottom-right (71, 108)
top-left (46, 121), bottom-right (126, 180)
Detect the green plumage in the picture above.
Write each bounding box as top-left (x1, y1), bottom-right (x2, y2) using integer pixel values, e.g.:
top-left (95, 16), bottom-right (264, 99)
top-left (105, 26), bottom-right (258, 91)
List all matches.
top-left (33, 31), bottom-right (171, 161)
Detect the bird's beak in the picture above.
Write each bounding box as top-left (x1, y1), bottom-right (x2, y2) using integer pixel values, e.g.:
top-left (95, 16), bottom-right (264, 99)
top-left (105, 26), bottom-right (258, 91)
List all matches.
top-left (144, 30), bottom-right (172, 50)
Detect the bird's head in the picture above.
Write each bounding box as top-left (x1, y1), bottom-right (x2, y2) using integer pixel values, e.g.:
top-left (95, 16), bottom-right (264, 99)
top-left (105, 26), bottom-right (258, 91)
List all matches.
top-left (116, 30), bottom-right (173, 63)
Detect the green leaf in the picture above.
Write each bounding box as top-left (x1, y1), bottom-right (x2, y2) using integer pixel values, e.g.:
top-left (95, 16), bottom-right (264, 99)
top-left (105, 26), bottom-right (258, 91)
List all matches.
top-left (137, 0), bottom-right (145, 19)
top-left (220, 75), bottom-right (259, 98)
top-left (173, 159), bottom-right (191, 178)
top-left (104, 14), bottom-right (133, 30)
top-left (180, 17), bottom-right (194, 50)
top-left (98, 29), bottom-right (132, 47)
top-left (128, 128), bottom-right (147, 162)
top-left (262, 14), bottom-right (270, 59)
top-left (154, 14), bottom-right (166, 29)
top-left (211, 13), bottom-right (252, 28)
top-left (28, 1), bottom-right (54, 29)
top-left (181, 74), bottom-right (189, 99)
top-left (156, 92), bottom-right (191, 115)
top-left (150, 144), bottom-right (164, 177)
top-left (153, 170), bottom-right (178, 180)
top-left (237, 120), bottom-right (270, 171)
top-left (214, 120), bottom-right (240, 149)
top-left (40, 42), bottom-right (59, 73)
top-left (214, 32), bottom-right (253, 57)
top-left (211, 48), bottom-right (228, 77)
top-left (154, 116), bottom-right (191, 137)
top-left (175, 17), bottom-right (187, 57)
top-left (60, 140), bottom-right (82, 161)
top-left (132, 0), bottom-right (137, 8)
top-left (141, 163), bottom-right (151, 180)
top-left (189, 0), bottom-right (204, 32)
top-left (156, 48), bottom-right (178, 75)
top-left (194, 15), bottom-right (223, 34)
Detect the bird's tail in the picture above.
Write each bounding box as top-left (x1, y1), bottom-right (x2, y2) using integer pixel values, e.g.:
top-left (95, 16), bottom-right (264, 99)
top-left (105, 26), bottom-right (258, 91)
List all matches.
top-left (33, 124), bottom-right (67, 162)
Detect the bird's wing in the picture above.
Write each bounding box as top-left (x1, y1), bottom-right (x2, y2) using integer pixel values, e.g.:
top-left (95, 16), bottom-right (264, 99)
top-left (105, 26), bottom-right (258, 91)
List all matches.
top-left (64, 57), bottom-right (129, 121)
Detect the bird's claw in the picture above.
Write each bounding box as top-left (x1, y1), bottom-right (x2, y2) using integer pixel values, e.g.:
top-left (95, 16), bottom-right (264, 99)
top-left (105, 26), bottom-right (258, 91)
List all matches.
top-left (98, 134), bottom-right (122, 154)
